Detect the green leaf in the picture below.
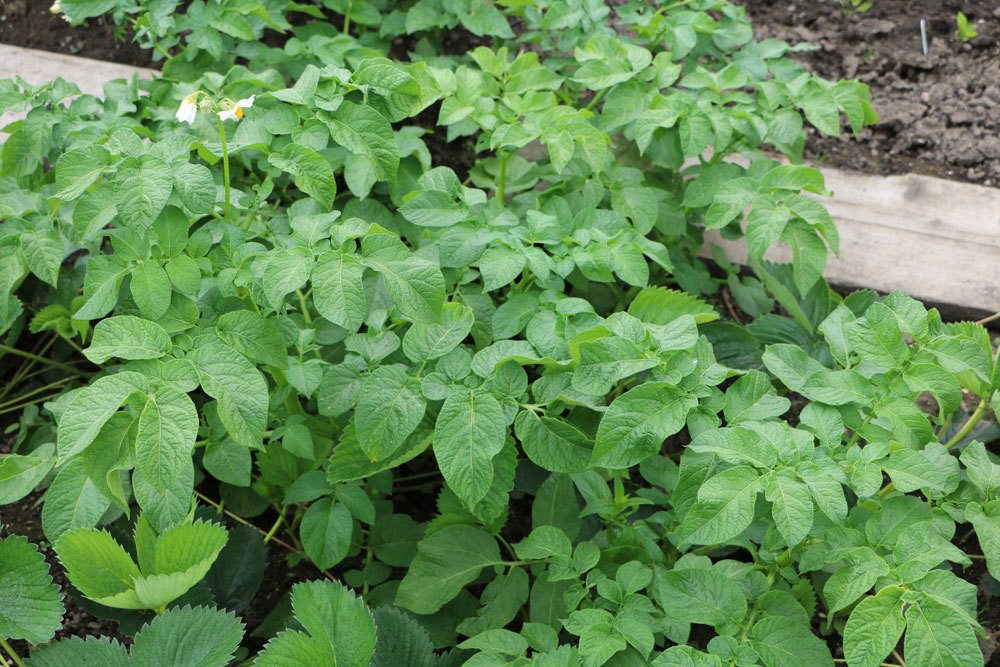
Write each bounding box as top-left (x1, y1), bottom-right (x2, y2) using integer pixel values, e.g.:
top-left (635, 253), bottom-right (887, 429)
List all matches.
top-left (658, 567), bottom-right (747, 630)
top-left (371, 607), bottom-right (436, 667)
top-left (362, 241), bottom-right (445, 323)
top-left (845, 302), bottom-right (908, 370)
top-left (257, 581), bottom-right (375, 667)
top-left (25, 636), bottom-right (130, 667)
top-left (205, 526), bottom-right (266, 613)
top-left (765, 470), bottom-right (814, 547)
top-left (263, 247), bottom-right (312, 311)
top-left (903, 596), bottom-right (981, 667)
top-left (823, 548), bottom-right (890, 616)
top-left (352, 58), bottom-right (422, 122)
top-left (966, 502), bottom-right (1000, 581)
top-left (396, 524), bottom-right (501, 615)
top-left (114, 154), bottom-right (173, 230)
top-left (0, 534), bottom-right (63, 644)
top-left (572, 336), bottom-right (658, 397)
top-left (320, 101), bottom-right (399, 182)
top-left (134, 385), bottom-right (198, 496)
top-left (56, 529), bottom-right (143, 609)
top-left (189, 337), bottom-right (269, 449)
top-left (680, 466), bottom-right (764, 545)
top-left (41, 460), bottom-right (111, 542)
top-left (312, 250), bottom-right (367, 332)
top-left (83, 315), bottom-right (172, 363)
top-left (268, 143), bottom-right (337, 209)
top-left (57, 371), bottom-right (146, 460)
top-left (172, 162), bottom-right (217, 215)
top-left (130, 260), bottom-right (172, 320)
top-left (750, 616), bottom-right (833, 667)
top-left (134, 519), bottom-right (229, 610)
top-left (57, 0), bottom-right (117, 21)
top-left (21, 231), bottom-right (63, 287)
top-left (130, 605), bottom-right (244, 667)
top-left (216, 310), bottom-right (288, 368)
top-left (479, 245), bottom-right (526, 293)
top-left (399, 190), bottom-right (468, 227)
top-left (843, 587), bottom-right (907, 667)
top-left (0, 443), bottom-right (56, 504)
top-left (54, 145), bottom-right (110, 200)
top-left (402, 302), bottom-right (475, 363)
top-left (433, 389), bottom-right (507, 507)
top-left (628, 287), bottom-right (719, 325)
top-left (723, 370), bottom-right (790, 423)
top-left (74, 255), bottom-right (129, 320)
top-left (354, 366), bottom-right (425, 462)
top-left (592, 383), bottom-right (696, 469)
top-left (515, 410), bottom-right (592, 473)
top-left (300, 499), bottom-right (353, 570)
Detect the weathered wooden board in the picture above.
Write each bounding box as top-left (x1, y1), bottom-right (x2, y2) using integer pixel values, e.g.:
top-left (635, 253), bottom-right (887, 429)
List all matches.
top-left (704, 168), bottom-right (1000, 318)
top-left (1, 45), bottom-right (998, 316)
top-left (0, 44), bottom-right (155, 130)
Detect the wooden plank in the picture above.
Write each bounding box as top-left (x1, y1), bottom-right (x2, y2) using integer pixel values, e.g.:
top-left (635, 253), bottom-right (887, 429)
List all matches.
top-left (0, 44), bottom-right (155, 130)
top-left (0, 45), bottom-right (997, 316)
top-left (704, 168), bottom-right (1000, 318)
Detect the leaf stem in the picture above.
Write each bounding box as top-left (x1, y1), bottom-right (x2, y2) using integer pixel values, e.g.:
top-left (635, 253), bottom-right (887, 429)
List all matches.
top-left (584, 87), bottom-right (608, 111)
top-left (0, 393), bottom-right (65, 417)
top-left (296, 290), bottom-right (313, 325)
top-left (975, 310), bottom-right (1000, 326)
top-left (0, 379), bottom-right (70, 411)
top-left (496, 152), bottom-right (510, 202)
top-left (0, 638), bottom-right (25, 667)
top-left (262, 509), bottom-right (285, 545)
top-left (216, 115), bottom-right (232, 220)
top-left (342, 0), bottom-right (352, 34)
top-left (0, 344), bottom-right (84, 376)
top-left (195, 491), bottom-right (299, 554)
top-left (943, 394), bottom-right (992, 450)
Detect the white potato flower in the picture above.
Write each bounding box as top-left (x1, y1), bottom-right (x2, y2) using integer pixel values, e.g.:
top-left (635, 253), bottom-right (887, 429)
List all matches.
top-left (218, 96), bottom-right (255, 122)
top-left (175, 93), bottom-right (199, 125)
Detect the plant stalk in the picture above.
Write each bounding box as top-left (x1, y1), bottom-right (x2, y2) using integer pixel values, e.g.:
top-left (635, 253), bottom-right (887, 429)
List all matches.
top-left (0, 638), bottom-right (25, 667)
top-left (216, 116), bottom-right (232, 220)
top-left (496, 152), bottom-right (510, 202)
top-left (0, 344), bottom-right (83, 376)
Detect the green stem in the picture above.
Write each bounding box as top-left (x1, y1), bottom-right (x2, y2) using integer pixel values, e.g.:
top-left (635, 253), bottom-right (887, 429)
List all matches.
top-left (584, 87), bottom-right (608, 111)
top-left (194, 491), bottom-right (300, 554)
top-left (59, 334), bottom-right (85, 356)
top-left (342, 0), bottom-right (352, 34)
top-left (263, 510), bottom-right (285, 545)
top-left (943, 395), bottom-right (992, 450)
top-left (0, 379), bottom-right (70, 411)
top-left (216, 116), bottom-right (232, 220)
top-left (0, 344), bottom-right (84, 376)
top-left (496, 152), bottom-right (510, 202)
top-left (0, 394), bottom-right (65, 417)
top-left (0, 638), bottom-right (25, 667)
top-left (296, 290), bottom-right (313, 325)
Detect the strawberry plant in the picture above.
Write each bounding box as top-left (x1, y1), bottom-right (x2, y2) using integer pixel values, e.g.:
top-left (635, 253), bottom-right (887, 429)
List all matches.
top-left (1, 1), bottom-right (998, 665)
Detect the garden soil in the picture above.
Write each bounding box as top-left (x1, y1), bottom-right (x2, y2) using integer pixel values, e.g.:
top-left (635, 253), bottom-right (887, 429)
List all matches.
top-left (4, 0), bottom-right (1000, 185)
top-left (743, 0), bottom-right (1000, 185)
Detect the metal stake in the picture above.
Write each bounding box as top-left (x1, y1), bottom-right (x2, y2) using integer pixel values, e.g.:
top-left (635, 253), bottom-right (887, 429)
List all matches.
top-left (920, 18), bottom-right (929, 55)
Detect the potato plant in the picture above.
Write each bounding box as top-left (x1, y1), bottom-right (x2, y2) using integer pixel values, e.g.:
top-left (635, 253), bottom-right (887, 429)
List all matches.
top-left (1, 1), bottom-right (998, 666)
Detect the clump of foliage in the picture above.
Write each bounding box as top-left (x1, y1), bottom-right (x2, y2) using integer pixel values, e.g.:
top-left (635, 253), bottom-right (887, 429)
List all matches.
top-left (1, 1), bottom-right (998, 666)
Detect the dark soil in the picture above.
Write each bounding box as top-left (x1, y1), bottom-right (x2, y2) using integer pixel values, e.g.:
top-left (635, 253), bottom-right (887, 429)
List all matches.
top-left (0, 0), bottom-right (152, 66)
top-left (743, 0), bottom-right (1000, 185)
